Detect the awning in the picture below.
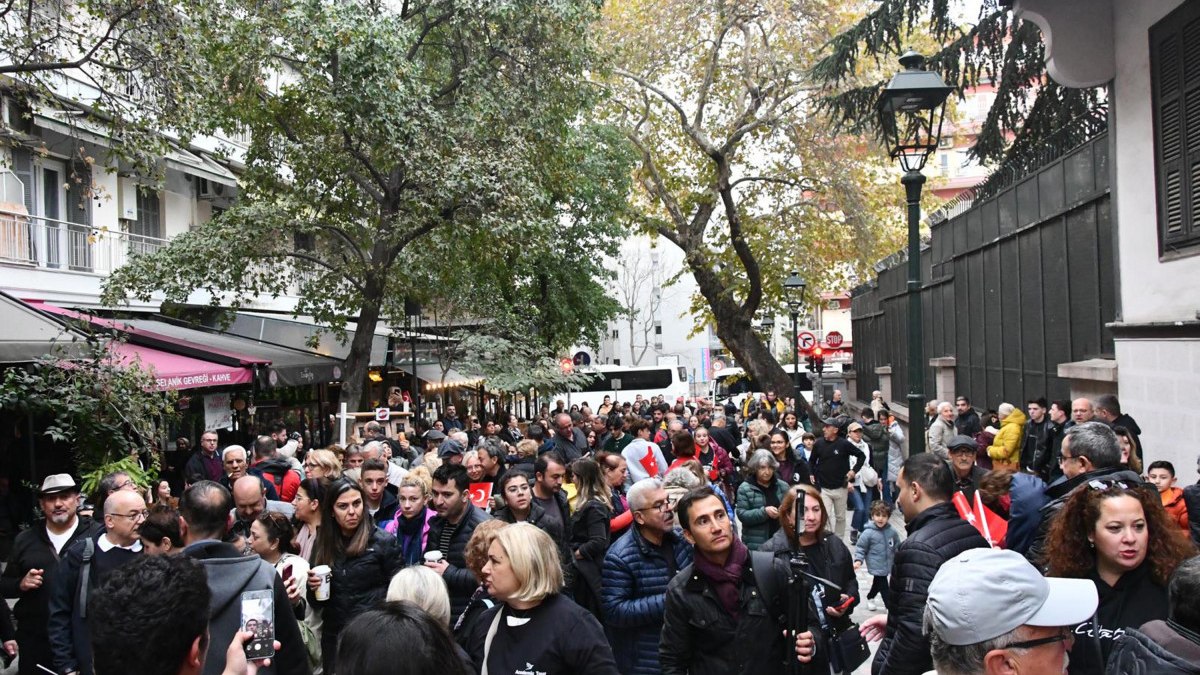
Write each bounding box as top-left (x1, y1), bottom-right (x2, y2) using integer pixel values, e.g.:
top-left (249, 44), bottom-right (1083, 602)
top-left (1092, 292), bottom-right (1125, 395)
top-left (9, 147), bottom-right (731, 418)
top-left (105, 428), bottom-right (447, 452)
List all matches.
top-left (110, 342), bottom-right (254, 391)
top-left (119, 319), bottom-right (343, 388)
top-left (163, 143), bottom-right (239, 188)
top-left (220, 312), bottom-right (389, 367)
top-left (0, 292), bottom-right (88, 363)
top-left (392, 363), bottom-right (483, 388)
top-left (27, 303), bottom-right (345, 388)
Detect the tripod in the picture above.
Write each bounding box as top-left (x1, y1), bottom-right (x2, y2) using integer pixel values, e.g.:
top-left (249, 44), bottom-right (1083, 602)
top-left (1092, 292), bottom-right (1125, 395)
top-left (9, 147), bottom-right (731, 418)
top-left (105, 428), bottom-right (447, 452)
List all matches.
top-left (785, 501), bottom-right (843, 675)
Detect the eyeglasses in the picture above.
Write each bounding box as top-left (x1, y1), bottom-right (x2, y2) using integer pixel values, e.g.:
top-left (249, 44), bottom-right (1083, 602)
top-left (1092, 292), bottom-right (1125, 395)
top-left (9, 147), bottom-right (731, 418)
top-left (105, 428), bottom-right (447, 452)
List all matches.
top-left (1057, 454), bottom-right (1079, 465)
top-left (637, 500), bottom-right (671, 513)
top-left (113, 510), bottom-right (149, 521)
top-left (1008, 631), bottom-right (1071, 650)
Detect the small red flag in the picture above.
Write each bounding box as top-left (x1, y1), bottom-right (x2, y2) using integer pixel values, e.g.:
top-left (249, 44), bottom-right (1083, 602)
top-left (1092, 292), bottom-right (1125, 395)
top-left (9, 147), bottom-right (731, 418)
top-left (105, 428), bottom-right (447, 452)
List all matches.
top-left (468, 483), bottom-right (493, 510)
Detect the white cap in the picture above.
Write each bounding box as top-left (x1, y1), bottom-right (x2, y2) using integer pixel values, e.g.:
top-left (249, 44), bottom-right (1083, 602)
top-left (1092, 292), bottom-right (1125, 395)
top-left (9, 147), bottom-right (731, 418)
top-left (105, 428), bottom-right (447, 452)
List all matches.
top-left (926, 548), bottom-right (1098, 645)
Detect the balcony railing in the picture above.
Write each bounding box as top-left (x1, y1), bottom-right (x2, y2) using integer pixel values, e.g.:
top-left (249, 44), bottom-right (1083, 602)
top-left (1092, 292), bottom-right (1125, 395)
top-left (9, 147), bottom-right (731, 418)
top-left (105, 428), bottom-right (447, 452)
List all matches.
top-left (0, 207), bottom-right (168, 275)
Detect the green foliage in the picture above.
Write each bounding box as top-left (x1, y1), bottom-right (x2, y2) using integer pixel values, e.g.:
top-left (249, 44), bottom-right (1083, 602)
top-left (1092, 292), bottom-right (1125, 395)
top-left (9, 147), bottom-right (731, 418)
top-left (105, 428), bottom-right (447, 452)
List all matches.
top-left (101, 0), bottom-right (631, 406)
top-left (810, 0), bottom-right (1103, 169)
top-left (0, 339), bottom-right (176, 478)
top-left (80, 455), bottom-right (157, 499)
top-left (454, 333), bottom-right (599, 394)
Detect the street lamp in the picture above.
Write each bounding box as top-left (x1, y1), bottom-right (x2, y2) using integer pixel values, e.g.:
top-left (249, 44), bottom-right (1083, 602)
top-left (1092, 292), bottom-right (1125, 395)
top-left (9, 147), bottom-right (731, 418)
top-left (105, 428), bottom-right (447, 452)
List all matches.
top-left (759, 315), bottom-right (776, 360)
top-left (878, 50), bottom-right (952, 456)
top-left (783, 271), bottom-right (807, 414)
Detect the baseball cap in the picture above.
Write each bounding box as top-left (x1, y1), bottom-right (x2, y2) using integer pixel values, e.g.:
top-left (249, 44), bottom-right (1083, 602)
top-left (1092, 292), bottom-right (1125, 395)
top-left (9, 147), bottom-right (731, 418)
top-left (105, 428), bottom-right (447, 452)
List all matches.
top-left (947, 435), bottom-right (977, 452)
top-left (39, 474), bottom-right (78, 496)
top-left (927, 549), bottom-right (1097, 645)
top-left (848, 422), bottom-right (863, 432)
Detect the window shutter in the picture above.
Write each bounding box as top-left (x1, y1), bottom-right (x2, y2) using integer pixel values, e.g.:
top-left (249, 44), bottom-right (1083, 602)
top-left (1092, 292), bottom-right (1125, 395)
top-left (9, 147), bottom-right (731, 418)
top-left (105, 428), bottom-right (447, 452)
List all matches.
top-left (66, 162), bottom-right (91, 226)
top-left (10, 148), bottom-right (34, 214)
top-left (1152, 2), bottom-right (1200, 252)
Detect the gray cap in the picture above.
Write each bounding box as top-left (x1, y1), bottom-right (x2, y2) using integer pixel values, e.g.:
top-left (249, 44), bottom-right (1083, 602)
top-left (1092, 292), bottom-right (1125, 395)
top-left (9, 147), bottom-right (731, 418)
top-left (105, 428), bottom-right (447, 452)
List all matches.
top-left (821, 417), bottom-right (840, 427)
top-left (946, 435), bottom-right (977, 451)
top-left (423, 429), bottom-right (447, 442)
top-left (927, 548), bottom-right (1097, 645)
top-left (437, 438), bottom-right (465, 458)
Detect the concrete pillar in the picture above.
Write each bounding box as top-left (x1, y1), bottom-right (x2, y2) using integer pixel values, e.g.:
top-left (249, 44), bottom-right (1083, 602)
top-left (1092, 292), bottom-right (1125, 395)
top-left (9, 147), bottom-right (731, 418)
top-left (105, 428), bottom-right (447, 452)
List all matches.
top-left (929, 356), bottom-right (957, 405)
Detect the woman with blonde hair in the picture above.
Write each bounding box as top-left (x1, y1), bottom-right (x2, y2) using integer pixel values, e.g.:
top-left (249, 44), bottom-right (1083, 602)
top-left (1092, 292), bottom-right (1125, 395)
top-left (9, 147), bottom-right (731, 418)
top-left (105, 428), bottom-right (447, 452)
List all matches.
top-left (304, 449), bottom-right (343, 480)
top-left (568, 457), bottom-right (611, 620)
top-left (465, 523), bottom-right (617, 673)
top-left (383, 475), bottom-right (437, 566)
top-left (387, 565), bottom-right (452, 625)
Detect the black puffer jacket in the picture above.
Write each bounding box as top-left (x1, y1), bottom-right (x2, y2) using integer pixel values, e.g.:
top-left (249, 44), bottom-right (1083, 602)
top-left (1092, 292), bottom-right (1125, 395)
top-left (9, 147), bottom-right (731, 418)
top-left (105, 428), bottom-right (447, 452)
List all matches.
top-left (313, 528), bottom-right (402, 638)
top-left (872, 501), bottom-right (988, 675)
top-left (426, 503), bottom-right (492, 619)
top-left (1025, 467), bottom-right (1144, 567)
top-left (1108, 621), bottom-right (1200, 674)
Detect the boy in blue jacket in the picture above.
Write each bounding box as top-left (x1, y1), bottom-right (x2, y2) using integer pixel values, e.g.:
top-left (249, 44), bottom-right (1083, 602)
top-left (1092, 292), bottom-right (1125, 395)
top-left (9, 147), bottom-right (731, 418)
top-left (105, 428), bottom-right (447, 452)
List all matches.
top-left (853, 501), bottom-right (901, 611)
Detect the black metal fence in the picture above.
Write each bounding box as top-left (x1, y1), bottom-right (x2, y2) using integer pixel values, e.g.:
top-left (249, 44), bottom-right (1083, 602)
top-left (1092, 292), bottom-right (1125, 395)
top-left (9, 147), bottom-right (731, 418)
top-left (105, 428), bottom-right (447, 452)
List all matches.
top-left (851, 131), bottom-right (1115, 409)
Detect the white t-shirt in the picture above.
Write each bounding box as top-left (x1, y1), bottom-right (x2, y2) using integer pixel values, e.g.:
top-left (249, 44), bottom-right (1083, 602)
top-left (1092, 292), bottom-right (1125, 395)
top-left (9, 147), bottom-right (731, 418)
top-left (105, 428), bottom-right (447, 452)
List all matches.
top-left (46, 520), bottom-right (79, 555)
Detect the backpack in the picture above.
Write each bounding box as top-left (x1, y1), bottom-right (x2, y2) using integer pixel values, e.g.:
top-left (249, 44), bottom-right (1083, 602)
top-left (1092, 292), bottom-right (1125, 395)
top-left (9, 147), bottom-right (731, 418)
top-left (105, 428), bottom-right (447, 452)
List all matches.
top-left (861, 422), bottom-right (889, 455)
top-left (77, 537), bottom-right (96, 619)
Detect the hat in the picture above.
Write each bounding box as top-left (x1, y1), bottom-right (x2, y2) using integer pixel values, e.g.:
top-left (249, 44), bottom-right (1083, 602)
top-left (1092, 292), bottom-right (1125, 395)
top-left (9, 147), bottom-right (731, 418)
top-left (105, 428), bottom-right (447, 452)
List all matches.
top-left (438, 438), bottom-right (465, 458)
top-left (822, 418), bottom-right (840, 427)
top-left (676, 396), bottom-right (685, 403)
top-left (39, 474), bottom-right (78, 496)
top-left (423, 429), bottom-right (447, 443)
top-left (848, 422), bottom-right (863, 432)
top-left (946, 435), bottom-right (977, 452)
top-left (927, 549), bottom-right (1098, 646)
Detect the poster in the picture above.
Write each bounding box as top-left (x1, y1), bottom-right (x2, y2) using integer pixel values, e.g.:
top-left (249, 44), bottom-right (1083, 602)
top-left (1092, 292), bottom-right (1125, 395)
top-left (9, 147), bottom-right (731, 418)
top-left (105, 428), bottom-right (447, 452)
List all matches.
top-left (205, 393), bottom-right (234, 432)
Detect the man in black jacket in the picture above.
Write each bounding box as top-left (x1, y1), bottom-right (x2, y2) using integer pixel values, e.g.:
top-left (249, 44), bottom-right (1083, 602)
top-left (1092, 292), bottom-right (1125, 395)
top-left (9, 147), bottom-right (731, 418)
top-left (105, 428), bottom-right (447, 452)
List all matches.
top-left (810, 418), bottom-right (866, 539)
top-left (953, 396), bottom-right (982, 437)
top-left (859, 454), bottom-right (988, 675)
top-left (425, 464), bottom-right (492, 620)
top-left (659, 489), bottom-right (814, 675)
top-left (1, 474), bottom-right (92, 675)
top-left (1020, 398), bottom-right (1051, 473)
top-left (1024, 422), bottom-right (1142, 567)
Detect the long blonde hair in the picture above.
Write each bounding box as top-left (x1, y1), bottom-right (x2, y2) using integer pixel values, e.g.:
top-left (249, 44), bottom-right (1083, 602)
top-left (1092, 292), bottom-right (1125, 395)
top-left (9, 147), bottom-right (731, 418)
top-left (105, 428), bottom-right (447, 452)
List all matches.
top-left (570, 457), bottom-right (611, 512)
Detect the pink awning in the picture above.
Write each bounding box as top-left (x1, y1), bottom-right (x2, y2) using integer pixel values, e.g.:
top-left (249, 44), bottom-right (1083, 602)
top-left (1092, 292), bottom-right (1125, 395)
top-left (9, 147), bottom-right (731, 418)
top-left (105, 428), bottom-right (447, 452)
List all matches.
top-left (110, 342), bottom-right (253, 391)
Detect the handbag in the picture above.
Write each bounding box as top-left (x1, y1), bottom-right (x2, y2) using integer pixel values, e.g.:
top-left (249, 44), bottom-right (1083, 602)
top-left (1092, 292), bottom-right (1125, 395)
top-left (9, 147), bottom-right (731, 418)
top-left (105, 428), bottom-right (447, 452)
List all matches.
top-left (857, 463), bottom-right (880, 488)
top-left (829, 621), bottom-right (871, 673)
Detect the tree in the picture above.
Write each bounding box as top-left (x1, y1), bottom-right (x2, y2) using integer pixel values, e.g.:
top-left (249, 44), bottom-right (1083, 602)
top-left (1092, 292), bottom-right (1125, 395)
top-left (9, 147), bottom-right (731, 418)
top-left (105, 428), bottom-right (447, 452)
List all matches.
top-left (811, 0), bottom-right (1104, 180)
top-left (598, 0), bottom-right (909, 421)
top-left (103, 0), bottom-right (627, 409)
top-left (0, 337), bottom-right (177, 480)
top-left (611, 240), bottom-right (665, 366)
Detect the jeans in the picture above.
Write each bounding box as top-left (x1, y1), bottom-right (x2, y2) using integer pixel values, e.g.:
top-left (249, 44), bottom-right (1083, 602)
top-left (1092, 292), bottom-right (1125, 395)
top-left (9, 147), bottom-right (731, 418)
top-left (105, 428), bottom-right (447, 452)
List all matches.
top-left (882, 481), bottom-right (898, 506)
top-left (850, 486), bottom-right (882, 532)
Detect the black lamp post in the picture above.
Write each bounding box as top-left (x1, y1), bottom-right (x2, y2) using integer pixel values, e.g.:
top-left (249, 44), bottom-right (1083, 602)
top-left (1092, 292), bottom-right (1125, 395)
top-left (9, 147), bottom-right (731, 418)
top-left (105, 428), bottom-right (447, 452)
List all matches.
top-left (877, 50), bottom-right (952, 456)
top-left (783, 271), bottom-right (807, 414)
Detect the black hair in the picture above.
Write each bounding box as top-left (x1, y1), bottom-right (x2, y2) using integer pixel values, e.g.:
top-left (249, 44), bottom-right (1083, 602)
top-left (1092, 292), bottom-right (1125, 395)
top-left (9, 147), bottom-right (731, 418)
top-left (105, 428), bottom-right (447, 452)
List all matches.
top-left (1051, 399), bottom-right (1071, 414)
top-left (955, 396), bottom-right (971, 405)
top-left (271, 421), bottom-right (287, 435)
top-left (432, 463), bottom-right (469, 492)
top-left (1169, 556), bottom-right (1200, 633)
top-left (138, 505), bottom-right (183, 549)
top-left (297, 477), bottom-right (328, 503)
top-left (1027, 397), bottom-right (1049, 408)
top-left (336, 601), bottom-right (471, 675)
top-left (900, 453), bottom-right (955, 501)
top-left (361, 458), bottom-right (388, 475)
top-left (861, 408), bottom-right (875, 420)
top-left (1148, 460), bottom-right (1176, 477)
top-left (179, 481), bottom-right (233, 540)
top-left (534, 452), bottom-right (566, 478)
top-left (526, 423), bottom-right (545, 441)
top-left (500, 469), bottom-right (534, 491)
top-left (95, 471), bottom-right (131, 506)
top-left (676, 487), bottom-right (724, 532)
top-left (255, 511), bottom-right (296, 555)
top-left (869, 500), bottom-right (893, 518)
top-left (90, 555), bottom-right (211, 675)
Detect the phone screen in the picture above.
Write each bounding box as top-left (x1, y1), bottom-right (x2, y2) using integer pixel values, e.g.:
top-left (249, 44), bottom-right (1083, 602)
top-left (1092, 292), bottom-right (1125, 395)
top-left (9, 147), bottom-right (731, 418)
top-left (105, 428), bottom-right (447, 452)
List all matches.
top-left (281, 563), bottom-right (293, 582)
top-left (240, 590), bottom-right (275, 660)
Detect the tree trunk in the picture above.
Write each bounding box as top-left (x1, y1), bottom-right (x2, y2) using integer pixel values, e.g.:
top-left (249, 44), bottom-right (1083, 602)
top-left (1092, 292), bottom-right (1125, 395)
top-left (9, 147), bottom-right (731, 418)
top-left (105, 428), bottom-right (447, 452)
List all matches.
top-left (690, 261), bottom-right (822, 426)
top-left (339, 281), bottom-right (384, 411)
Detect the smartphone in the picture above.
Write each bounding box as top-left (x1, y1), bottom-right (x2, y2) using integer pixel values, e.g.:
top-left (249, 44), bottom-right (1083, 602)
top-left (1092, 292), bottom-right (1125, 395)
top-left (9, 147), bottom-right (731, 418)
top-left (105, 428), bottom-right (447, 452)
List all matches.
top-left (280, 563), bottom-right (293, 583)
top-left (240, 590), bottom-right (275, 661)
top-left (834, 595), bottom-right (855, 612)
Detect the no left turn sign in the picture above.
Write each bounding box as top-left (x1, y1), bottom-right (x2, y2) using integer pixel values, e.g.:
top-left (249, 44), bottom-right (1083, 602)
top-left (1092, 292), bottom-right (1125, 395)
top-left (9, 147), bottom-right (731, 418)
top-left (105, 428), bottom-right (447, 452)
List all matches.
top-left (797, 331), bottom-right (817, 352)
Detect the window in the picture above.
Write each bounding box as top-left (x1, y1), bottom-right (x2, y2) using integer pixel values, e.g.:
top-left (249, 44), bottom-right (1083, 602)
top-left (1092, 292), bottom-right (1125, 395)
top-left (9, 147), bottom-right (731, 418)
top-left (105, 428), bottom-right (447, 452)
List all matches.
top-left (654, 324), bottom-right (662, 335)
top-left (1151, 2), bottom-right (1200, 253)
top-left (611, 329), bottom-right (619, 339)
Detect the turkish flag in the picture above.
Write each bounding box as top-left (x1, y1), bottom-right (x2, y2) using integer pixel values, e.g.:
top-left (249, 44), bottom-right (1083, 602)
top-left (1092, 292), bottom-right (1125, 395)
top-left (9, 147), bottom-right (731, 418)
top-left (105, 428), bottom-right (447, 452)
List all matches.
top-left (953, 491), bottom-right (1008, 548)
top-left (639, 448), bottom-right (660, 477)
top-left (468, 483), bottom-right (493, 510)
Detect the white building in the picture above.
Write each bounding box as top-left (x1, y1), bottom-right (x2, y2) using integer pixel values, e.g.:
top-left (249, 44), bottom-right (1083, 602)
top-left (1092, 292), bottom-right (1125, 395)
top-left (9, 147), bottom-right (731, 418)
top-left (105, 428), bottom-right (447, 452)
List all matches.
top-left (1014, 0), bottom-right (1200, 482)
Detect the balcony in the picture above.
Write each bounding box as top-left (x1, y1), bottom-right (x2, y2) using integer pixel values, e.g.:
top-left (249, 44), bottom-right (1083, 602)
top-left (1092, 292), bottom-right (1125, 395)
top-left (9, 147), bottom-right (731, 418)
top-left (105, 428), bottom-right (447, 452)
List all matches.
top-left (0, 207), bottom-right (168, 275)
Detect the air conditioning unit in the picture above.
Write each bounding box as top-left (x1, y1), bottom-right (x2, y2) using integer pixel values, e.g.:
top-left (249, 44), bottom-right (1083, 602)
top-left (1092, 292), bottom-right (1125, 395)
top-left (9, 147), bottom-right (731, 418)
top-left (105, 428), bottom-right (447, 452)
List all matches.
top-left (196, 178), bottom-right (225, 200)
top-left (938, 136), bottom-right (955, 149)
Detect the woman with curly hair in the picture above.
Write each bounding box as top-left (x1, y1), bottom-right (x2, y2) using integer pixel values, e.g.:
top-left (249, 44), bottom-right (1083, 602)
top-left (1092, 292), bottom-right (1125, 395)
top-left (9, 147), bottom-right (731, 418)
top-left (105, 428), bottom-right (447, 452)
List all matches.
top-left (1044, 478), bottom-right (1196, 673)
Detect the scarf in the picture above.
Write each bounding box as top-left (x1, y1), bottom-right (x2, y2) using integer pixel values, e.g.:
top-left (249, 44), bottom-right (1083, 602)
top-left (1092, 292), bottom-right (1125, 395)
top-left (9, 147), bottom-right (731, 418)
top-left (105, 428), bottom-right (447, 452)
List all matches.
top-left (398, 508), bottom-right (426, 565)
top-left (693, 538), bottom-right (750, 619)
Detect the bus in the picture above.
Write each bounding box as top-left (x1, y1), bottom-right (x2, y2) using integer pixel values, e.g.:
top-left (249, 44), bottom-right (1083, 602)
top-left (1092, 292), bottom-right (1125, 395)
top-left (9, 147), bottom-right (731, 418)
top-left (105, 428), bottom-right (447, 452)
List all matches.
top-left (708, 366), bottom-right (814, 410)
top-left (550, 364), bottom-right (689, 408)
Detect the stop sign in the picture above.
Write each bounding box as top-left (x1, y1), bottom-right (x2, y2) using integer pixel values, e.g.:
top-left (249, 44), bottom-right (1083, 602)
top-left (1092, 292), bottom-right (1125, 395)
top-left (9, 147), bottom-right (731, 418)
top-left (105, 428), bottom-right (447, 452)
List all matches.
top-left (826, 331), bottom-right (844, 349)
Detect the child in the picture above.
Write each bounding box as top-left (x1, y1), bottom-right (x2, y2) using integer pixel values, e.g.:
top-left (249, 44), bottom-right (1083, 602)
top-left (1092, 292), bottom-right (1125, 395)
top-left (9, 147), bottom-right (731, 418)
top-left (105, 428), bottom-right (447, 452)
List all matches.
top-left (1147, 460), bottom-right (1190, 533)
top-left (853, 500), bottom-right (901, 611)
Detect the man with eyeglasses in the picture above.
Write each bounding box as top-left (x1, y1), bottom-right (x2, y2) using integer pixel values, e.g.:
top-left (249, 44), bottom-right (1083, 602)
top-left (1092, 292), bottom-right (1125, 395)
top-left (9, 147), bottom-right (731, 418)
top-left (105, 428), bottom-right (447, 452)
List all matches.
top-left (925, 548), bottom-right (1097, 675)
top-left (184, 431), bottom-right (224, 486)
top-left (48, 490), bottom-right (145, 675)
top-left (600, 478), bottom-right (693, 674)
top-left (551, 413), bottom-right (584, 463)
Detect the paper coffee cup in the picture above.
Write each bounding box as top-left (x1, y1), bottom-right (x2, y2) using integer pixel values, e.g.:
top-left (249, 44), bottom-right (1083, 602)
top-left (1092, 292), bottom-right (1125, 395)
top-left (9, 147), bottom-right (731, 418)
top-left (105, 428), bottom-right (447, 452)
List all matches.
top-left (424, 551), bottom-right (443, 564)
top-left (311, 565), bottom-right (332, 601)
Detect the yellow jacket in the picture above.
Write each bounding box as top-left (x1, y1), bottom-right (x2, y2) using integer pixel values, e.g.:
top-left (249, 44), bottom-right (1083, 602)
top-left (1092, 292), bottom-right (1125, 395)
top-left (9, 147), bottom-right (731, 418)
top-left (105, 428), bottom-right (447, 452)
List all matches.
top-left (987, 408), bottom-right (1028, 467)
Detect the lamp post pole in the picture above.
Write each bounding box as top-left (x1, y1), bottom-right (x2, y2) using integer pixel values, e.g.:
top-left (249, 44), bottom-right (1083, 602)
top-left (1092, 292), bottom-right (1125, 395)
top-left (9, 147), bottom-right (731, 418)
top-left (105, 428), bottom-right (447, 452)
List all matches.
top-left (790, 309), bottom-right (801, 411)
top-left (904, 170), bottom-right (926, 456)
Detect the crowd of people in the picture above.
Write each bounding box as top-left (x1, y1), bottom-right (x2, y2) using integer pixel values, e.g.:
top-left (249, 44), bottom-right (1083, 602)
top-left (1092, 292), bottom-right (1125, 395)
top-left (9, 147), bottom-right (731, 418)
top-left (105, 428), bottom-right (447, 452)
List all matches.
top-left (1, 389), bottom-right (1199, 675)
